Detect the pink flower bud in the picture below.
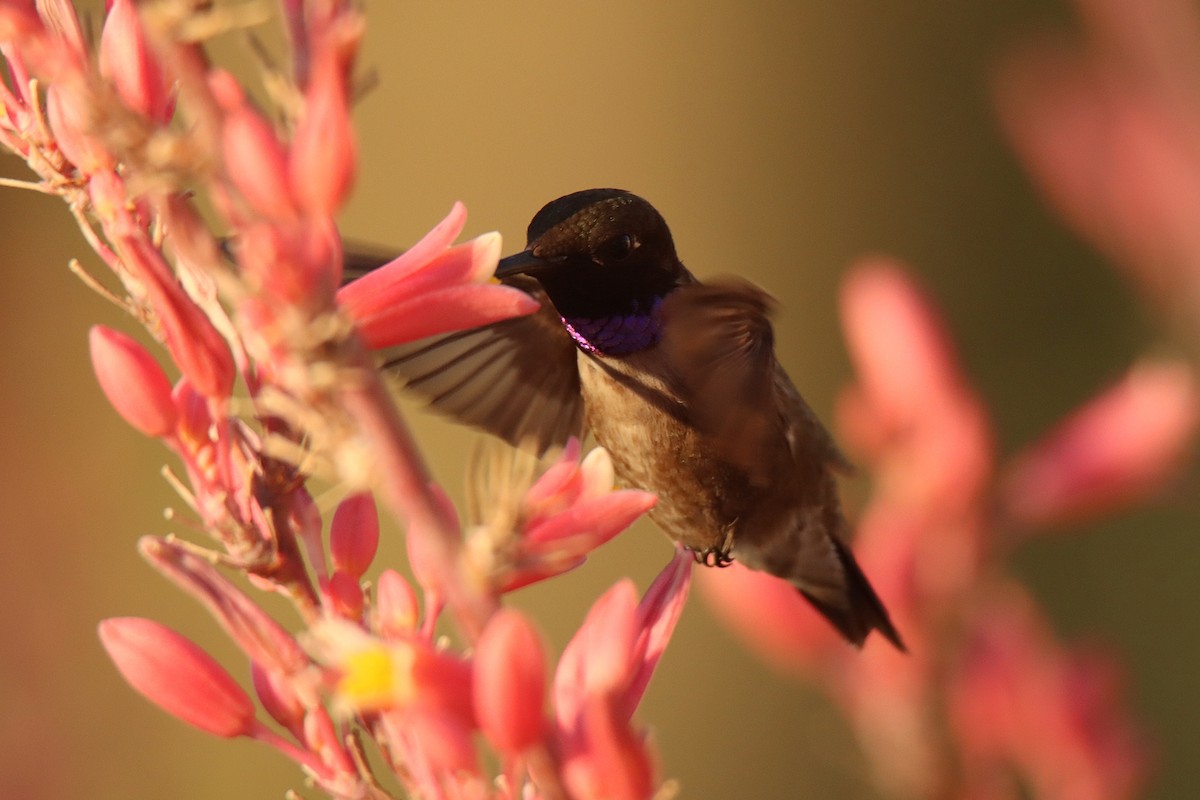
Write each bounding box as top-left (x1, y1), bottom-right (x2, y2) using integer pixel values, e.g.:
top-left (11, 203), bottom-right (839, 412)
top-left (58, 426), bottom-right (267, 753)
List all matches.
top-left (99, 617), bottom-right (255, 738)
top-left (289, 54), bottom-right (356, 216)
top-left (99, 0), bottom-right (173, 122)
top-left (330, 492), bottom-right (379, 579)
top-left (1002, 360), bottom-right (1200, 527)
top-left (171, 379), bottom-right (211, 450)
top-left (251, 662), bottom-right (305, 736)
top-left (374, 569), bottom-right (420, 639)
top-left (473, 610), bottom-right (547, 753)
top-left (214, 71), bottom-right (297, 220)
top-left (89, 325), bottom-right (178, 437)
top-left (322, 570), bottom-right (364, 620)
top-left (45, 84), bottom-right (116, 175)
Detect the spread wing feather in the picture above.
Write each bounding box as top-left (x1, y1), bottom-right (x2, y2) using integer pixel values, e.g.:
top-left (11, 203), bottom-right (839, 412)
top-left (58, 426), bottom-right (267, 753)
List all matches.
top-left (344, 246), bottom-right (585, 454)
top-left (376, 290), bottom-right (584, 455)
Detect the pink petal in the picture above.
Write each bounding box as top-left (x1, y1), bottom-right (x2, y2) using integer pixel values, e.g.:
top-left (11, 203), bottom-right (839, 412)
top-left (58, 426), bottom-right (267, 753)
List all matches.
top-left (837, 260), bottom-right (993, 517)
top-left (339, 233), bottom-right (501, 317)
top-left (99, 617), bottom-right (255, 738)
top-left (374, 569), bottom-right (420, 639)
top-left (138, 537), bottom-right (310, 676)
top-left (99, 0), bottom-right (172, 122)
top-left (523, 491), bottom-right (657, 554)
top-left (214, 71), bottom-right (297, 221)
top-left (288, 52), bottom-right (355, 217)
top-left (321, 570), bottom-right (365, 620)
top-left (250, 662), bottom-right (305, 737)
top-left (839, 260), bottom-right (965, 430)
top-left (351, 282), bottom-right (539, 349)
top-left (561, 696), bottom-right (655, 800)
top-left (621, 549), bottom-right (692, 717)
top-left (555, 580), bottom-right (638, 735)
top-left (337, 202), bottom-right (467, 304)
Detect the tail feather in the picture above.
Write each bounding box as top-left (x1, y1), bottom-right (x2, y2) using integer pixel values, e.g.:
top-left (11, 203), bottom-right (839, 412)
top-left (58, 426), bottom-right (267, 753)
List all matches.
top-left (799, 538), bottom-right (905, 651)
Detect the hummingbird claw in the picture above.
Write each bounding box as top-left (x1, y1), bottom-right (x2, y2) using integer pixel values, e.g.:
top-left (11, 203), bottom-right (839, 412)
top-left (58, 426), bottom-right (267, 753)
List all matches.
top-left (689, 545), bottom-right (735, 568)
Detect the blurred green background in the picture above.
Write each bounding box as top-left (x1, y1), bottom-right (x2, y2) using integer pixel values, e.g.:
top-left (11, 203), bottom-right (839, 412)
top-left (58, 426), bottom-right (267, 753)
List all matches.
top-left (1, 1), bottom-right (1196, 798)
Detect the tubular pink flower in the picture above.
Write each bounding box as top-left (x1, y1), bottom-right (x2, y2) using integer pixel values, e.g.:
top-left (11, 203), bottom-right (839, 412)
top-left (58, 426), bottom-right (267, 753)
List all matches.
top-left (1001, 359), bottom-right (1200, 526)
top-left (374, 569), bottom-right (420, 639)
top-left (88, 325), bottom-right (178, 437)
top-left (555, 550), bottom-right (692, 740)
top-left (995, 0), bottom-right (1200, 327)
top-left (233, 217), bottom-right (342, 308)
top-left (99, 617), bottom-right (256, 738)
top-left (99, 0), bottom-right (172, 122)
top-left (837, 259), bottom-right (993, 517)
top-left (330, 492), bottom-right (379, 579)
top-left (115, 234), bottom-right (235, 399)
top-left (522, 491), bottom-right (657, 555)
top-left (338, 204), bottom-right (540, 348)
top-left (561, 696), bottom-right (655, 800)
top-left (213, 71), bottom-right (298, 221)
top-left (289, 51), bottom-right (356, 217)
top-left (473, 609), bottom-right (547, 753)
top-left (139, 537), bottom-right (311, 676)
top-left (483, 446), bottom-right (655, 594)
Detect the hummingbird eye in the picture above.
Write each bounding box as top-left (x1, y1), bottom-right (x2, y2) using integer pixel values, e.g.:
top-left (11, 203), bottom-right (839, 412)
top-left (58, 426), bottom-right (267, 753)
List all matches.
top-left (598, 233), bottom-right (635, 262)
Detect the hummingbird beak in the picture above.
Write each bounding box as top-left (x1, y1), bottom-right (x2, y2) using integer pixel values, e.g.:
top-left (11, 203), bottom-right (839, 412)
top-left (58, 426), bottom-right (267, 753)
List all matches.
top-left (495, 249), bottom-right (555, 279)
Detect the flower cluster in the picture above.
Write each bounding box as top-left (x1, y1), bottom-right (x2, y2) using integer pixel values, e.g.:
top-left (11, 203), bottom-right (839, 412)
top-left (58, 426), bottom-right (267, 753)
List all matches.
top-left (5, 0), bottom-right (1194, 797)
top-left (0, 0), bottom-right (686, 797)
top-left (700, 0), bottom-right (1200, 797)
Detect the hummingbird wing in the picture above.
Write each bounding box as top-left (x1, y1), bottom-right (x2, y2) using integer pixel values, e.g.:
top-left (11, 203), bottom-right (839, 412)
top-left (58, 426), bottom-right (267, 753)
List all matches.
top-left (343, 247), bottom-right (585, 455)
top-left (374, 280), bottom-right (585, 455)
top-left (658, 280), bottom-right (783, 485)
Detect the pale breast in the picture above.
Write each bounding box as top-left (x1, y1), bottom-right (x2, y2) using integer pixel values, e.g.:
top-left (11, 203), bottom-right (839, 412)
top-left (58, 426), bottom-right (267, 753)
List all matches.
top-left (575, 349), bottom-right (758, 552)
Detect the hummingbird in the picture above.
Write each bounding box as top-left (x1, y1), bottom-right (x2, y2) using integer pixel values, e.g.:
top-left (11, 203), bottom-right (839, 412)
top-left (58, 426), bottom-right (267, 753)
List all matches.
top-left (375, 188), bottom-right (903, 649)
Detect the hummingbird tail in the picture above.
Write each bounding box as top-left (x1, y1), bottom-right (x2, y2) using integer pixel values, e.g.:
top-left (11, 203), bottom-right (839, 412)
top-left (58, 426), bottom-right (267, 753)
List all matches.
top-left (797, 537), bottom-right (906, 651)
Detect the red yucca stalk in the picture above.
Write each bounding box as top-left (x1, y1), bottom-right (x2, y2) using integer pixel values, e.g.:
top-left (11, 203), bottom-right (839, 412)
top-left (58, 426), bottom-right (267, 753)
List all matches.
top-left (0, 0), bottom-right (684, 797)
top-left (2, 0), bottom-right (1197, 798)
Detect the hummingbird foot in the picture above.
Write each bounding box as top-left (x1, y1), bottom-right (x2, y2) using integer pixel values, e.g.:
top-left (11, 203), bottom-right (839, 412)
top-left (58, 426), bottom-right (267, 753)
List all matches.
top-left (689, 533), bottom-right (735, 568)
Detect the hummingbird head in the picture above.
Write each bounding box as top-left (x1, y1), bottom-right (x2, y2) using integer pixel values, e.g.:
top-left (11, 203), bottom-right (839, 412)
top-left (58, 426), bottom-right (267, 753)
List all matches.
top-left (496, 189), bottom-right (686, 318)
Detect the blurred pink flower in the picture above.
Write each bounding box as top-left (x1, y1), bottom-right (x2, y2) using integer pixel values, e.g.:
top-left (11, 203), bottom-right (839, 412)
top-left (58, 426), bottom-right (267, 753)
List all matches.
top-left (99, 0), bottom-right (173, 123)
top-left (1002, 359), bottom-right (1200, 526)
top-left (949, 590), bottom-right (1150, 800)
top-left (554, 549), bottom-right (691, 800)
top-left (996, 0), bottom-right (1200, 338)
